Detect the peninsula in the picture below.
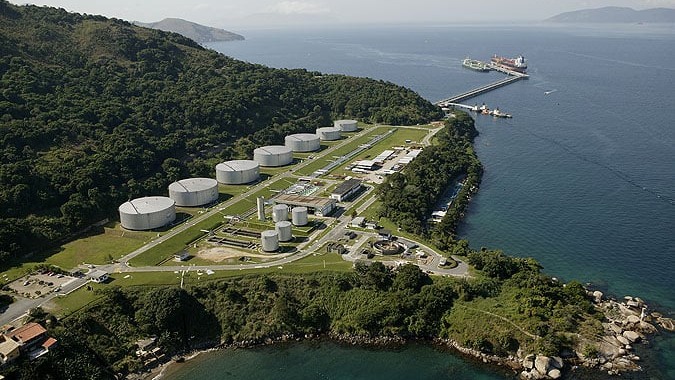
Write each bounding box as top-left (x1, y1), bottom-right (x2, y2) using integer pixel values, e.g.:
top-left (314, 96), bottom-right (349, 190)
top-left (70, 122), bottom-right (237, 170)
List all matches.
top-left (546, 6), bottom-right (675, 24)
top-left (0, 2), bottom-right (672, 380)
top-left (134, 18), bottom-right (244, 44)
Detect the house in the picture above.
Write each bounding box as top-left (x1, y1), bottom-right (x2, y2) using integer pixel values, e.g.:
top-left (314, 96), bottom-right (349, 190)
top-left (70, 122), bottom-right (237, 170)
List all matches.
top-left (6, 323), bottom-right (47, 352)
top-left (0, 336), bottom-right (20, 364)
top-left (87, 269), bottom-right (109, 283)
top-left (331, 179), bottom-right (362, 202)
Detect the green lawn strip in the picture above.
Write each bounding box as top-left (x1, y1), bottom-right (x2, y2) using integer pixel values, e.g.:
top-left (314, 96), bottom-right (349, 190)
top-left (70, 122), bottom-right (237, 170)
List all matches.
top-left (128, 213), bottom-right (226, 267)
top-left (48, 282), bottom-right (106, 318)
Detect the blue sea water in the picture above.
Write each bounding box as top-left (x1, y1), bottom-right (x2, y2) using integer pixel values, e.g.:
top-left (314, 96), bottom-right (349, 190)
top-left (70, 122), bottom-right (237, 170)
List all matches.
top-left (168, 24), bottom-right (675, 379)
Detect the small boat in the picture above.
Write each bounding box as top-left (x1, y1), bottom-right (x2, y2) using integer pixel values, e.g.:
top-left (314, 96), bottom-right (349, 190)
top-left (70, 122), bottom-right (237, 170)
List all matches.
top-left (491, 108), bottom-right (512, 118)
top-left (462, 58), bottom-right (489, 72)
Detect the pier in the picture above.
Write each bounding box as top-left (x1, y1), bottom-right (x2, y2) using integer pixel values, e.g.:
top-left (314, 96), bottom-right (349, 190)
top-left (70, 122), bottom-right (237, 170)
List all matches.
top-left (435, 62), bottom-right (528, 107)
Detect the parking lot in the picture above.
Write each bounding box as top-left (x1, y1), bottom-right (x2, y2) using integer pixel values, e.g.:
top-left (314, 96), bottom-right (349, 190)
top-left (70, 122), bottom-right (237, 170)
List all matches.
top-left (6, 272), bottom-right (76, 298)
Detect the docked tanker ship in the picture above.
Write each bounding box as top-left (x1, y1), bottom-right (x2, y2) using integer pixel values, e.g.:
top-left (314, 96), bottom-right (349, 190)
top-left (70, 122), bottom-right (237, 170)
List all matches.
top-left (491, 54), bottom-right (527, 73)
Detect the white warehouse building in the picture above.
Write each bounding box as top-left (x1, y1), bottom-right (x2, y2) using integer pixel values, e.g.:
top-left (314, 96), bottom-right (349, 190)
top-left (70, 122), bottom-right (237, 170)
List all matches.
top-left (285, 133), bottom-right (320, 152)
top-left (216, 160), bottom-right (260, 184)
top-left (254, 145), bottom-right (293, 167)
top-left (316, 127), bottom-right (342, 141)
top-left (334, 119), bottom-right (358, 132)
top-left (168, 178), bottom-right (219, 207)
top-left (119, 196), bottom-right (176, 231)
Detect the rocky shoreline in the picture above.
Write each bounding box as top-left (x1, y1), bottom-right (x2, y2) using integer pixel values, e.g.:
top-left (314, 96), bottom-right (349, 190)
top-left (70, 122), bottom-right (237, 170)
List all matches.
top-left (136, 291), bottom-right (673, 380)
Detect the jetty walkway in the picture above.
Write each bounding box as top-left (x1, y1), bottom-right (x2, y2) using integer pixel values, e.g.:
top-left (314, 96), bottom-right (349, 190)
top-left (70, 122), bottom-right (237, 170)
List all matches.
top-left (435, 63), bottom-right (528, 107)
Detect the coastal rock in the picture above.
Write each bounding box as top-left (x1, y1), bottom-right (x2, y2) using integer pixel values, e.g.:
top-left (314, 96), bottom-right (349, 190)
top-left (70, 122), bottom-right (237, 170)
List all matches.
top-left (548, 368), bottom-right (562, 379)
top-left (626, 300), bottom-right (640, 308)
top-left (550, 356), bottom-right (564, 369)
top-left (534, 355), bottom-right (552, 375)
top-left (616, 335), bottom-right (630, 346)
top-left (626, 315), bottom-right (641, 324)
top-left (608, 323), bottom-right (623, 335)
top-left (592, 290), bottom-right (603, 303)
top-left (638, 321), bottom-right (657, 334)
top-left (657, 317), bottom-right (675, 331)
top-left (622, 330), bottom-right (641, 343)
top-left (523, 354), bottom-right (535, 369)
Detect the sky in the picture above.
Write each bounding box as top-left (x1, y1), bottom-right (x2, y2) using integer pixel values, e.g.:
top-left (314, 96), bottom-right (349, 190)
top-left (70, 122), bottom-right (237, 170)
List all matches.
top-left (12, 0), bottom-right (675, 29)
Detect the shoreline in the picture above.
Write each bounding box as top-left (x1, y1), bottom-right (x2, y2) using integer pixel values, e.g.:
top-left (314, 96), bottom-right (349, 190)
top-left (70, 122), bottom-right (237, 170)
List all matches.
top-left (135, 290), bottom-right (674, 380)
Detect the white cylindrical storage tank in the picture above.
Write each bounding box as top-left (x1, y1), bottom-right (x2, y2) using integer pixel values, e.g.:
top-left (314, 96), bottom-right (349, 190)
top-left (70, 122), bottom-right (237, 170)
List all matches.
top-left (275, 221), bottom-right (293, 242)
top-left (168, 178), bottom-right (218, 207)
top-left (261, 230), bottom-right (280, 252)
top-left (216, 160), bottom-right (259, 184)
top-left (253, 145), bottom-right (293, 167)
top-left (334, 119), bottom-right (358, 132)
top-left (119, 196), bottom-right (176, 231)
top-left (272, 204), bottom-right (288, 222)
top-left (284, 133), bottom-right (320, 152)
top-left (316, 127), bottom-right (342, 141)
top-left (291, 207), bottom-right (308, 226)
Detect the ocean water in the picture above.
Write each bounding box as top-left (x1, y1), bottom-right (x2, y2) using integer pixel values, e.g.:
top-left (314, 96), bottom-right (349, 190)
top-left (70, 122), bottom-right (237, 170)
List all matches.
top-left (171, 24), bottom-right (674, 379)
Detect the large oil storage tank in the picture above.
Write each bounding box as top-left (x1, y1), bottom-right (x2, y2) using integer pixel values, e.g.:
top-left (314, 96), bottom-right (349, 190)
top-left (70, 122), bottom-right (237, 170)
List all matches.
top-left (275, 221), bottom-right (293, 242)
top-left (254, 146), bottom-right (293, 167)
top-left (316, 127), bottom-right (342, 141)
top-left (216, 160), bottom-right (260, 184)
top-left (334, 119), bottom-right (358, 132)
top-left (291, 207), bottom-right (309, 226)
top-left (272, 204), bottom-right (288, 222)
top-left (261, 230), bottom-right (280, 252)
top-left (119, 196), bottom-right (176, 231)
top-left (285, 133), bottom-right (320, 152)
top-left (168, 178), bottom-right (218, 207)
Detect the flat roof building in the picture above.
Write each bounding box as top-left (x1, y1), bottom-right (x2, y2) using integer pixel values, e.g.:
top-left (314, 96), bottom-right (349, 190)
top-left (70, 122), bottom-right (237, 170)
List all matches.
top-left (331, 179), bottom-right (362, 202)
top-left (274, 194), bottom-right (336, 217)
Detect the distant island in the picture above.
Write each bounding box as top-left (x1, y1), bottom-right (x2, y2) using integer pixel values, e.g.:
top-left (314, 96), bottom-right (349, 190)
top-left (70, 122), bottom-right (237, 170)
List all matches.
top-left (134, 18), bottom-right (244, 43)
top-left (546, 6), bottom-right (675, 23)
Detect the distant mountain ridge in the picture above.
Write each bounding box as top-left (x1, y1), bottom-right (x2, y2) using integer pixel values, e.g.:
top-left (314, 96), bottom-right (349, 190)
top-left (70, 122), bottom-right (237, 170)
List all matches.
top-left (546, 6), bottom-right (675, 23)
top-left (135, 18), bottom-right (244, 43)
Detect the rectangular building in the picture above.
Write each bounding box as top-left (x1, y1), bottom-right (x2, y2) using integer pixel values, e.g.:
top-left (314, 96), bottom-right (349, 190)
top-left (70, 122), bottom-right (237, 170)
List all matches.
top-left (331, 179), bottom-right (362, 202)
top-left (274, 194), bottom-right (336, 217)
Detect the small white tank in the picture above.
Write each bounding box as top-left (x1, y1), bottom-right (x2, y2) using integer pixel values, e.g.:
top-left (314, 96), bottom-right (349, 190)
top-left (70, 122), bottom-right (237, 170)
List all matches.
top-left (275, 221), bottom-right (293, 242)
top-left (334, 119), bottom-right (358, 132)
top-left (316, 127), bottom-right (342, 141)
top-left (261, 230), bottom-right (279, 252)
top-left (272, 204), bottom-right (288, 222)
top-left (291, 206), bottom-right (308, 226)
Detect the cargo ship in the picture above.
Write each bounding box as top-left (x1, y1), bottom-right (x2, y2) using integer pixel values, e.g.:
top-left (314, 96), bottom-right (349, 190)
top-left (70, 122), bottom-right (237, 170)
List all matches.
top-left (490, 54), bottom-right (527, 73)
top-left (462, 58), bottom-right (489, 72)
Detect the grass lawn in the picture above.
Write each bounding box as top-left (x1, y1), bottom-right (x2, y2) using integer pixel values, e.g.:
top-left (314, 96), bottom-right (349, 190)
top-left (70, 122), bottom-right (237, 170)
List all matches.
top-left (48, 282), bottom-right (107, 318)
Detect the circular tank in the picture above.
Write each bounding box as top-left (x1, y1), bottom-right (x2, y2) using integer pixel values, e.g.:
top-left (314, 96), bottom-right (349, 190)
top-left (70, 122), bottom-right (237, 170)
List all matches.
top-left (334, 119), bottom-right (358, 132)
top-left (291, 207), bottom-right (308, 226)
top-left (216, 160), bottom-right (260, 184)
top-left (316, 127), bottom-right (342, 141)
top-left (168, 178), bottom-right (218, 207)
top-left (275, 221), bottom-right (293, 242)
top-left (272, 204), bottom-right (288, 222)
top-left (119, 196), bottom-right (176, 231)
top-left (253, 145), bottom-right (293, 167)
top-left (285, 133), bottom-right (320, 152)
top-left (261, 230), bottom-right (280, 252)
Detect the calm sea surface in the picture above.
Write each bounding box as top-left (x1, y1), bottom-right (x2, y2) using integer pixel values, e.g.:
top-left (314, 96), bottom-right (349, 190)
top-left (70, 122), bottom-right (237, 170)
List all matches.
top-left (168, 24), bottom-right (674, 379)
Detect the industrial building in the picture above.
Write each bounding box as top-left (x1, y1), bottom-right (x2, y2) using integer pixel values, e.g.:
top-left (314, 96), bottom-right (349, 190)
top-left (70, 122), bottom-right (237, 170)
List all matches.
top-left (373, 150), bottom-right (395, 164)
top-left (274, 194), bottom-right (336, 217)
top-left (315, 127), bottom-right (342, 141)
top-left (285, 133), bottom-right (320, 152)
top-left (254, 145), bottom-right (293, 167)
top-left (330, 179), bottom-right (362, 202)
top-left (216, 160), bottom-right (260, 184)
top-left (168, 178), bottom-right (218, 207)
top-left (353, 160), bottom-right (378, 171)
top-left (334, 119), bottom-right (358, 132)
top-left (119, 196), bottom-right (176, 230)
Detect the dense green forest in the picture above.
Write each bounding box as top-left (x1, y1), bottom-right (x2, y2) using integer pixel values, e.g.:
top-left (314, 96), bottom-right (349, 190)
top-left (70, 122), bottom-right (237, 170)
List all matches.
top-left (377, 112), bottom-right (482, 248)
top-left (2, 259), bottom-right (598, 379)
top-left (0, 1), bottom-right (443, 266)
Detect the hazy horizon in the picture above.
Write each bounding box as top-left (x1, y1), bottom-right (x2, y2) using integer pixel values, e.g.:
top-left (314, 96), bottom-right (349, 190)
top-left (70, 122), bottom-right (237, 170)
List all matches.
top-left (12, 0), bottom-right (675, 30)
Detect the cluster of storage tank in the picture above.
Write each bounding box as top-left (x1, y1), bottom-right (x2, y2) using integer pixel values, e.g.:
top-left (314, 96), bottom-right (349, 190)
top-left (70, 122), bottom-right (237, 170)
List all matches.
top-left (120, 120), bottom-right (354, 231)
top-left (260, 205), bottom-right (309, 252)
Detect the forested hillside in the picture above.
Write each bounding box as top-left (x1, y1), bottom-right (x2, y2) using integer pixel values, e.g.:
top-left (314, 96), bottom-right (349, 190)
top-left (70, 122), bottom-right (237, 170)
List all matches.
top-left (0, 1), bottom-right (443, 265)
